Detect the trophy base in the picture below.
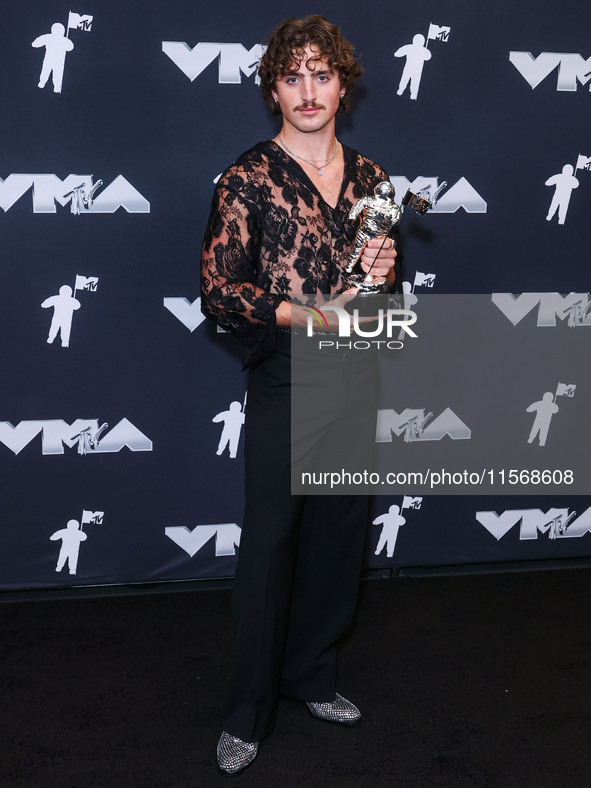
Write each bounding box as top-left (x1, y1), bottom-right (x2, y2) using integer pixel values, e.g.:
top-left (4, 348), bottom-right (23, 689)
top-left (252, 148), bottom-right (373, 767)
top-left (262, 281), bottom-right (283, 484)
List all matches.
top-left (344, 274), bottom-right (388, 316)
top-left (344, 273), bottom-right (388, 295)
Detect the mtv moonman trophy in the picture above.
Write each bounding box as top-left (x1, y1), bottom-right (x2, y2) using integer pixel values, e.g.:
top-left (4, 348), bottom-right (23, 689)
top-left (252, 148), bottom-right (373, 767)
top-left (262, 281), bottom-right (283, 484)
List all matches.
top-left (344, 180), bottom-right (447, 295)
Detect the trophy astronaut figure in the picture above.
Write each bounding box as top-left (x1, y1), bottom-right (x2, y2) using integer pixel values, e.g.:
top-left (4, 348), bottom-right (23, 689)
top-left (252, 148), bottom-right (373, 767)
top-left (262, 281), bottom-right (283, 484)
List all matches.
top-left (344, 181), bottom-right (402, 293)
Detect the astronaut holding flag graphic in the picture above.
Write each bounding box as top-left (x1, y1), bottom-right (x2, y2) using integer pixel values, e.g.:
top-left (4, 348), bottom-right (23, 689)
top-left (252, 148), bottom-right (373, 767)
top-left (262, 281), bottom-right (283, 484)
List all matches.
top-left (41, 285), bottom-right (81, 347)
top-left (50, 520), bottom-right (87, 574)
top-left (525, 383), bottom-right (576, 447)
top-left (374, 505), bottom-right (406, 558)
top-left (544, 153), bottom-right (591, 225)
top-left (49, 510), bottom-right (103, 575)
top-left (31, 12), bottom-right (92, 94)
top-left (374, 497), bottom-right (422, 558)
top-left (32, 23), bottom-right (74, 93)
top-left (213, 398), bottom-right (246, 459)
top-left (395, 23), bottom-right (451, 100)
top-left (42, 275), bottom-right (98, 348)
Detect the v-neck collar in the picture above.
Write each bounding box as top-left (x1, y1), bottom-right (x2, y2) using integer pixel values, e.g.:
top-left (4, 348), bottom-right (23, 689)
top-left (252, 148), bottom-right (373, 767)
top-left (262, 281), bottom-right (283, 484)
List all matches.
top-left (264, 139), bottom-right (354, 211)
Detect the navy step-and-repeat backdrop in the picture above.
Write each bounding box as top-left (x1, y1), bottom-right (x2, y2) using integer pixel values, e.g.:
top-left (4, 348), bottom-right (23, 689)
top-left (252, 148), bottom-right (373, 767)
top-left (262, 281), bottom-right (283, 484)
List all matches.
top-left (1, 0), bottom-right (590, 590)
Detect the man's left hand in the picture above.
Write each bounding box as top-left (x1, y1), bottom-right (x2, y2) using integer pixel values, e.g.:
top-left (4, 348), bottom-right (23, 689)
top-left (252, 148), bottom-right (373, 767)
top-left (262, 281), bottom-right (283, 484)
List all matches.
top-left (359, 236), bottom-right (397, 278)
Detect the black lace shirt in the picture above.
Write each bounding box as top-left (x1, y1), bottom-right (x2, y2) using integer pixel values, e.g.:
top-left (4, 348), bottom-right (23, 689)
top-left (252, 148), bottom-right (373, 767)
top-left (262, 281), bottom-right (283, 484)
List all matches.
top-left (200, 140), bottom-right (397, 367)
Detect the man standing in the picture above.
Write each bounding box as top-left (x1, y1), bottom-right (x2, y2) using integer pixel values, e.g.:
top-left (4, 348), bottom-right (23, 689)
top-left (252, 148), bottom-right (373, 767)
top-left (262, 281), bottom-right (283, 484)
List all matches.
top-left (201, 15), bottom-right (398, 775)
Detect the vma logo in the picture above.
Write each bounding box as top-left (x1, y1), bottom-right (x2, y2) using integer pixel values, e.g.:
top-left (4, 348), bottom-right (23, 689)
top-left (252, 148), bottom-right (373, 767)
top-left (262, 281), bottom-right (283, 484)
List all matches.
top-left (162, 41), bottom-right (266, 84)
top-left (476, 508), bottom-right (591, 540)
top-left (390, 177), bottom-right (487, 213)
top-left (0, 419), bottom-right (152, 455)
top-left (165, 523), bottom-right (241, 556)
top-left (509, 52), bottom-right (591, 91)
top-left (0, 175), bottom-right (149, 214)
top-left (492, 293), bottom-right (591, 327)
top-left (376, 407), bottom-right (471, 442)
top-left (163, 297), bottom-right (206, 332)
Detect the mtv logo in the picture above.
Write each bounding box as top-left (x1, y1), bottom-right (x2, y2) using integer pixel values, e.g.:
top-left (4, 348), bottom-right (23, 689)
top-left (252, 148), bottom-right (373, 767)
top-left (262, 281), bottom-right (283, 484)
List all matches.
top-left (402, 495), bottom-right (423, 510)
top-left (556, 383), bottom-right (576, 398)
top-left (75, 275), bottom-right (99, 292)
top-left (81, 510), bottom-right (104, 525)
top-left (414, 271), bottom-right (436, 288)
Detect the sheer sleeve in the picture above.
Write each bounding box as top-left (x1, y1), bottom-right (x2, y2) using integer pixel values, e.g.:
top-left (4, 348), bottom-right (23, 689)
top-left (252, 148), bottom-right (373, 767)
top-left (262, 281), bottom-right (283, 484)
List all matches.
top-left (200, 182), bottom-right (285, 368)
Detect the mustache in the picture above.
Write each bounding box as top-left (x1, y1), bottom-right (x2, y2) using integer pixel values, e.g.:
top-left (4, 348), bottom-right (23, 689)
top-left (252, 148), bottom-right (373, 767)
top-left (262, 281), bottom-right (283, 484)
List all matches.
top-left (295, 102), bottom-right (326, 111)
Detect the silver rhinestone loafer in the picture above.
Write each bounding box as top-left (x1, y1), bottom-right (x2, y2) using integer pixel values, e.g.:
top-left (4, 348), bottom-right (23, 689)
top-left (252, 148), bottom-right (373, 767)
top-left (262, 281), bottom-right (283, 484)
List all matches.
top-left (305, 693), bottom-right (361, 726)
top-left (216, 731), bottom-right (258, 775)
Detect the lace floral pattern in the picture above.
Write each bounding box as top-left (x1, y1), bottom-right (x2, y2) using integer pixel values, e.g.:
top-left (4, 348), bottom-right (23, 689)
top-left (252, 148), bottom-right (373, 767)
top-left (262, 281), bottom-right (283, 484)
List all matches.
top-left (200, 140), bottom-right (397, 367)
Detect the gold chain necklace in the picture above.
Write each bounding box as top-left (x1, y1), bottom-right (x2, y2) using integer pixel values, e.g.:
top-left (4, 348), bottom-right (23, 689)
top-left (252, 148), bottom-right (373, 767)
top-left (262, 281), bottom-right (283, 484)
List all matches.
top-left (278, 135), bottom-right (338, 176)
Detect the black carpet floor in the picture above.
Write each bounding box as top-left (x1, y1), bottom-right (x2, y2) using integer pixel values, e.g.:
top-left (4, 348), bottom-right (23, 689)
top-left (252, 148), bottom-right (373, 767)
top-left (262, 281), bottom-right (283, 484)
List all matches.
top-left (1, 567), bottom-right (590, 788)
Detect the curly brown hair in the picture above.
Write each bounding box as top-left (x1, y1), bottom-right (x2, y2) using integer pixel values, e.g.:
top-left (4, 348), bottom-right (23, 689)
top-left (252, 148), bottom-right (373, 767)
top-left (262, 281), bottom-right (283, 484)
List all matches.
top-left (258, 15), bottom-right (364, 116)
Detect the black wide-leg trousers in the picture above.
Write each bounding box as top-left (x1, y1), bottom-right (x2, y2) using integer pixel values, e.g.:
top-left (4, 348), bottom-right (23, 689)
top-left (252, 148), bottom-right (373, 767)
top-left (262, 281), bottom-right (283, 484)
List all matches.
top-left (223, 334), bottom-right (372, 743)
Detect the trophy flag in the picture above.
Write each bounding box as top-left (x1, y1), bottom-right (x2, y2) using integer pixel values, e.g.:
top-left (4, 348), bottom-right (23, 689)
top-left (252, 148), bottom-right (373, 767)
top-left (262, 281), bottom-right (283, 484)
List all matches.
top-left (67, 12), bottom-right (93, 32)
